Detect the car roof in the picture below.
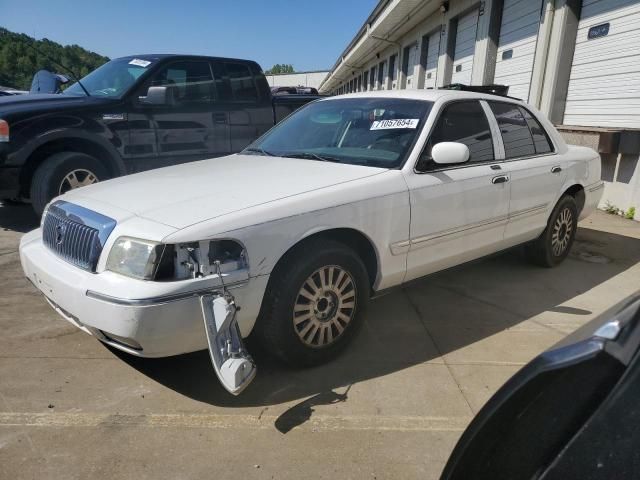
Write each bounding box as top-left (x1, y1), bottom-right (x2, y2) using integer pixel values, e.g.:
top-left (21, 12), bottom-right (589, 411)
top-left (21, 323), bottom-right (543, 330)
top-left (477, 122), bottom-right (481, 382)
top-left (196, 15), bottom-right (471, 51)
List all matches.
top-left (323, 89), bottom-right (525, 105)
top-left (113, 54), bottom-right (261, 66)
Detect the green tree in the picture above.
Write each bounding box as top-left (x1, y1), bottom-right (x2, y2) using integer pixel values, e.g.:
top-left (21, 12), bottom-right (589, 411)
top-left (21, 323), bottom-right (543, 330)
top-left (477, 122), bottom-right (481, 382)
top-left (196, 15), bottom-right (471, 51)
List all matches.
top-left (0, 27), bottom-right (109, 90)
top-left (266, 64), bottom-right (295, 75)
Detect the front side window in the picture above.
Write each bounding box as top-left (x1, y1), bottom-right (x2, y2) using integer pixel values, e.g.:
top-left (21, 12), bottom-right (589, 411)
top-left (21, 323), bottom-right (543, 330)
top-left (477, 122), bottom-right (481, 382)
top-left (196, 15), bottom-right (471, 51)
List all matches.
top-left (426, 100), bottom-right (494, 165)
top-left (64, 57), bottom-right (151, 97)
top-left (489, 102), bottom-right (536, 159)
top-left (151, 61), bottom-right (214, 104)
top-left (245, 98), bottom-right (433, 168)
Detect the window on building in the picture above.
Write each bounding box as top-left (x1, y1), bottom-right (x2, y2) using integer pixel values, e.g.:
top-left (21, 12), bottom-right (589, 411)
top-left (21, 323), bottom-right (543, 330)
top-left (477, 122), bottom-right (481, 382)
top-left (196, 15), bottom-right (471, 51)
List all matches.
top-left (369, 67), bottom-right (376, 89)
top-left (489, 102), bottom-right (536, 159)
top-left (389, 55), bottom-right (397, 82)
top-left (378, 61), bottom-right (385, 88)
top-left (363, 71), bottom-right (368, 91)
top-left (427, 100), bottom-right (494, 164)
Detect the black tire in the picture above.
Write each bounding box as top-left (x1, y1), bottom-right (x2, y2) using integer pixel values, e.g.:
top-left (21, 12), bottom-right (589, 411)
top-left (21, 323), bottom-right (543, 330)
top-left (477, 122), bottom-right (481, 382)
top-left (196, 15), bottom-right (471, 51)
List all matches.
top-left (256, 238), bottom-right (370, 367)
top-left (526, 195), bottom-right (578, 268)
top-left (30, 152), bottom-right (109, 215)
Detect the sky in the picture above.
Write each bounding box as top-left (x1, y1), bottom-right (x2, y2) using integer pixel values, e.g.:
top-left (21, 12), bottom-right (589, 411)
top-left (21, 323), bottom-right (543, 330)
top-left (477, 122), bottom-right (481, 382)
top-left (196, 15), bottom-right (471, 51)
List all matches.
top-left (1, 0), bottom-right (378, 72)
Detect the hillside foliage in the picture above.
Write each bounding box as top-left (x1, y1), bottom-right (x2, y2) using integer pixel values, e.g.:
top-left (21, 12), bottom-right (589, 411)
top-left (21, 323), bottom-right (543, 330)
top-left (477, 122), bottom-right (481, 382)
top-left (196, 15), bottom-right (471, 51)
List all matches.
top-left (0, 27), bottom-right (109, 90)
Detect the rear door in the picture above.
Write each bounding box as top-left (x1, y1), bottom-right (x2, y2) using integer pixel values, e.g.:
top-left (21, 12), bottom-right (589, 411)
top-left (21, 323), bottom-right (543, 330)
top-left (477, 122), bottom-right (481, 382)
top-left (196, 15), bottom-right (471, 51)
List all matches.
top-left (487, 101), bottom-right (564, 243)
top-left (213, 61), bottom-right (273, 153)
top-left (403, 100), bottom-right (510, 282)
top-left (145, 60), bottom-right (228, 166)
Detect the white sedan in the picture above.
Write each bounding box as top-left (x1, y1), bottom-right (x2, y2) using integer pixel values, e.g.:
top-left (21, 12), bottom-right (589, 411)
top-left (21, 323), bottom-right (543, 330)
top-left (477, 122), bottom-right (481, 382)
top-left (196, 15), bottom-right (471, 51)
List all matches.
top-left (20, 89), bottom-right (604, 394)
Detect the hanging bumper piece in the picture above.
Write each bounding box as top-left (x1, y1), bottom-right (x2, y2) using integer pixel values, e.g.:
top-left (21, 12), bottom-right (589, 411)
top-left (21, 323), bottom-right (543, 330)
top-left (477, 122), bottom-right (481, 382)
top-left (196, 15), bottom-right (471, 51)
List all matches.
top-left (200, 290), bottom-right (256, 395)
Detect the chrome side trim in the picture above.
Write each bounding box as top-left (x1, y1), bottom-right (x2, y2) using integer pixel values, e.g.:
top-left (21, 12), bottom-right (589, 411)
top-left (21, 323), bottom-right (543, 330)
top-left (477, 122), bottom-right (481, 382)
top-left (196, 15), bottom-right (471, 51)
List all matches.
top-left (390, 240), bottom-right (411, 256)
top-left (508, 203), bottom-right (548, 220)
top-left (588, 182), bottom-right (605, 193)
top-left (86, 280), bottom-right (249, 307)
top-left (410, 215), bottom-right (509, 250)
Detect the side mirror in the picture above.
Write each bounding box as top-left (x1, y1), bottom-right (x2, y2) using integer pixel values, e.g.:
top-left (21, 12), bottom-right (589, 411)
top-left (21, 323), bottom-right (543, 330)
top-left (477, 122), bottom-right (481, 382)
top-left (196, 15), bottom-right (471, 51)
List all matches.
top-left (140, 86), bottom-right (173, 106)
top-left (431, 142), bottom-right (470, 165)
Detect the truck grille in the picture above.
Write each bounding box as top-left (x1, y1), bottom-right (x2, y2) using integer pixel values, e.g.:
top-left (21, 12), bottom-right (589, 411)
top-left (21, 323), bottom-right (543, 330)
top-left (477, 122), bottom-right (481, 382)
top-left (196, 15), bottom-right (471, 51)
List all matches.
top-left (42, 201), bottom-right (117, 272)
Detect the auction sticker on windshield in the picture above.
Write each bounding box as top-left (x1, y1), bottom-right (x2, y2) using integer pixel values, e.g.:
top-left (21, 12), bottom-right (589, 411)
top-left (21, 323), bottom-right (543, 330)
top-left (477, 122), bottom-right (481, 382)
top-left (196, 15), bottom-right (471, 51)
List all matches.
top-left (129, 58), bottom-right (152, 68)
top-left (370, 119), bottom-right (419, 130)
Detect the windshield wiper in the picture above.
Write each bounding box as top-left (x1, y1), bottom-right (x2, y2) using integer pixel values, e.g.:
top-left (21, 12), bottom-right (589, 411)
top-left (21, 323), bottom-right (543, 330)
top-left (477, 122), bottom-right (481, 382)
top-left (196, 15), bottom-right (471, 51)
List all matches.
top-left (243, 147), bottom-right (276, 156)
top-left (282, 152), bottom-right (342, 163)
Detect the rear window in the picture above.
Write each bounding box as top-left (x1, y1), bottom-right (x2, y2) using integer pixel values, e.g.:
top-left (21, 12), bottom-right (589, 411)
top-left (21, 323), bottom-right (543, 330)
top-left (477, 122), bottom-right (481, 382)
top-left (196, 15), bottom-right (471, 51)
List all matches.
top-left (225, 62), bottom-right (258, 102)
top-left (489, 102), bottom-right (536, 159)
top-left (520, 107), bottom-right (554, 154)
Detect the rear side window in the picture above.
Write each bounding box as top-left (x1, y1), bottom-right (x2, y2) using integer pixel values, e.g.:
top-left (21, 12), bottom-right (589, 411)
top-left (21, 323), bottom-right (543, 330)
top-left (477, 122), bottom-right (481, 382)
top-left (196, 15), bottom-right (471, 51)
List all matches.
top-left (225, 62), bottom-right (258, 102)
top-left (428, 100), bottom-right (494, 163)
top-left (489, 102), bottom-right (536, 159)
top-left (520, 107), bottom-right (554, 154)
top-left (151, 61), bottom-right (214, 104)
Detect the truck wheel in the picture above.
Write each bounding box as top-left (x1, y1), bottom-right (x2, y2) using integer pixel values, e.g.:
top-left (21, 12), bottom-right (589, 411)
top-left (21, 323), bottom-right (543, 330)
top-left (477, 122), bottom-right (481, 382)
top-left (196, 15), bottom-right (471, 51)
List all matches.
top-left (256, 239), bottom-right (369, 366)
top-left (30, 152), bottom-right (109, 215)
top-left (526, 195), bottom-right (578, 268)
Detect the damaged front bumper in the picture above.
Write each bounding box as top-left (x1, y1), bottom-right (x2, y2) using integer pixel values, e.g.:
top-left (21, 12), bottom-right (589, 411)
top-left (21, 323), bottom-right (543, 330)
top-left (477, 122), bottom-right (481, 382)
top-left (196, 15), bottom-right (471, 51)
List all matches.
top-left (19, 229), bottom-right (269, 358)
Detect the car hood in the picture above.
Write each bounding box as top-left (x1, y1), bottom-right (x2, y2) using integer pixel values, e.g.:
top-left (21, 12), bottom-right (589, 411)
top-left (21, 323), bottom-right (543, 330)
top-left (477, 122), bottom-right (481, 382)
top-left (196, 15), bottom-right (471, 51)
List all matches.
top-left (0, 93), bottom-right (115, 116)
top-left (65, 154), bottom-right (388, 229)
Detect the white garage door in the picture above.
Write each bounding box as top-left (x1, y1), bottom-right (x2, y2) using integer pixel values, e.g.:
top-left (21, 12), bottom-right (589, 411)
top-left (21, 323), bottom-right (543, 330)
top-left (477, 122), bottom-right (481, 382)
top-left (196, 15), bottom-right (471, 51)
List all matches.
top-left (564, 0), bottom-right (640, 128)
top-left (405, 44), bottom-right (419, 88)
top-left (424, 30), bottom-right (441, 89)
top-left (451, 8), bottom-right (480, 85)
top-left (493, 0), bottom-right (544, 101)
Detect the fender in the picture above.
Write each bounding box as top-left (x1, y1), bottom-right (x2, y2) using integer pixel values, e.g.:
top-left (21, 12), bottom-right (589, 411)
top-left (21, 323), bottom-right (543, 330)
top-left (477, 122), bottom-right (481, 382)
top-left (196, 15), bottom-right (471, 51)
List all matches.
top-left (11, 128), bottom-right (127, 176)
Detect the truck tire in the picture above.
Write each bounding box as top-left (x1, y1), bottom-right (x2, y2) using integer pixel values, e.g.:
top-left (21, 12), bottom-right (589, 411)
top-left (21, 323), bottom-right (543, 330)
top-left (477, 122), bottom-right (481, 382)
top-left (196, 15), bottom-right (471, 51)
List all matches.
top-left (526, 195), bottom-right (578, 268)
top-left (30, 152), bottom-right (109, 215)
top-left (256, 239), bottom-right (369, 366)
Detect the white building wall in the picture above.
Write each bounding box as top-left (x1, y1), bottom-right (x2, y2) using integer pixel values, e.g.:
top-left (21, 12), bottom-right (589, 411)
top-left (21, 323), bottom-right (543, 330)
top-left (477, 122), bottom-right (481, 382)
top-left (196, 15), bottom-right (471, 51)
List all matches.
top-left (266, 71), bottom-right (329, 89)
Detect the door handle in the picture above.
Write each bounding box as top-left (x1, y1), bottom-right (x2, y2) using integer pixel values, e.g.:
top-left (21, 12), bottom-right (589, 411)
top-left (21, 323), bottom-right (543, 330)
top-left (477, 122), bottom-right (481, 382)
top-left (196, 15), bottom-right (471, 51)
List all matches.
top-left (551, 166), bottom-right (562, 174)
top-left (213, 112), bottom-right (228, 124)
top-left (492, 175), bottom-right (509, 184)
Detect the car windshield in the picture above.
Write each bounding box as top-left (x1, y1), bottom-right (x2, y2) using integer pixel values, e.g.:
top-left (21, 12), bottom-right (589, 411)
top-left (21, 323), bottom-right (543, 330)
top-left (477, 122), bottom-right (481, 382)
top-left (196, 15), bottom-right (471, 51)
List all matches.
top-left (245, 97), bottom-right (433, 168)
top-left (63, 58), bottom-right (152, 97)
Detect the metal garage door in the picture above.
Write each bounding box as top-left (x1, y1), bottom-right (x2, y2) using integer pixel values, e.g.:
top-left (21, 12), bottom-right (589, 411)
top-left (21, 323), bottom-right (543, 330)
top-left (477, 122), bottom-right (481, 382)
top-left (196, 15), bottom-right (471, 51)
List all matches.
top-left (564, 0), bottom-right (640, 128)
top-left (424, 30), bottom-right (441, 89)
top-left (493, 0), bottom-right (544, 101)
top-left (405, 43), bottom-right (419, 88)
top-left (451, 8), bottom-right (480, 85)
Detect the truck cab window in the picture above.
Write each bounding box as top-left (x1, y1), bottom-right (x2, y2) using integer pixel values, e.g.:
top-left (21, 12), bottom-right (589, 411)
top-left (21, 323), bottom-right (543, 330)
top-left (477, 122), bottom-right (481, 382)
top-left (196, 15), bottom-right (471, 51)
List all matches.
top-left (225, 62), bottom-right (258, 102)
top-left (151, 61), bottom-right (214, 104)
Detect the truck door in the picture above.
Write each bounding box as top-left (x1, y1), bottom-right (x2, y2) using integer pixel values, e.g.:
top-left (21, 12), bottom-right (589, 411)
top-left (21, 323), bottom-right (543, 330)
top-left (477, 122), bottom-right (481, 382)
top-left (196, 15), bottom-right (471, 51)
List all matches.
top-left (211, 61), bottom-right (272, 152)
top-left (133, 60), bottom-right (230, 168)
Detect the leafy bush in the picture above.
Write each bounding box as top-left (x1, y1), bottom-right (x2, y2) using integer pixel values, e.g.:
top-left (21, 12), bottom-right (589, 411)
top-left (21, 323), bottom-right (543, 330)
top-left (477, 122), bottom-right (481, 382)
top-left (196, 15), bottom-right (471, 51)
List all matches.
top-left (625, 206), bottom-right (636, 220)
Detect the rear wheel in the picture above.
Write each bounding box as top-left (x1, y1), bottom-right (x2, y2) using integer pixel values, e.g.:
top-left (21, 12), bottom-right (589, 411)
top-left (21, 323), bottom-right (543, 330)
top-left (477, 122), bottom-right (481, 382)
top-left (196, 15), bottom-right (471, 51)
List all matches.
top-left (30, 152), bottom-right (109, 215)
top-left (526, 195), bottom-right (578, 267)
top-left (256, 239), bottom-right (369, 366)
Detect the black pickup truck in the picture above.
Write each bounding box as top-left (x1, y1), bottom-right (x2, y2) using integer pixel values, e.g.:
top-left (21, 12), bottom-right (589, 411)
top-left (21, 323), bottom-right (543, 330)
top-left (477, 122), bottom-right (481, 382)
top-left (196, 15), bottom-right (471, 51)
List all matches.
top-left (0, 54), bottom-right (321, 213)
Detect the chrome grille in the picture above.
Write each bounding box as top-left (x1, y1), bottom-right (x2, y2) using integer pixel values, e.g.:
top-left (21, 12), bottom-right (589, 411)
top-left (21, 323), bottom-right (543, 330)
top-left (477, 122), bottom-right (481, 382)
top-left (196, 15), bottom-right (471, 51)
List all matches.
top-left (42, 201), bottom-right (117, 272)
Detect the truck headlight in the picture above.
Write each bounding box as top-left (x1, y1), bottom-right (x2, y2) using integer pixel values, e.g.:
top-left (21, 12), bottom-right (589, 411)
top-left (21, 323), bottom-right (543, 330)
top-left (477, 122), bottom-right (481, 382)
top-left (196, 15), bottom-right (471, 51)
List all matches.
top-left (106, 237), bottom-right (165, 280)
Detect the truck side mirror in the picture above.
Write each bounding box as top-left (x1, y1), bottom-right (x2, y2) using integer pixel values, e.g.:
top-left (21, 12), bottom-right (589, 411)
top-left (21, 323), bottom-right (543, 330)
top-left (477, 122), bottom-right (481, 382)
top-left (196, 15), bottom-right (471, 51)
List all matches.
top-left (140, 86), bottom-right (174, 106)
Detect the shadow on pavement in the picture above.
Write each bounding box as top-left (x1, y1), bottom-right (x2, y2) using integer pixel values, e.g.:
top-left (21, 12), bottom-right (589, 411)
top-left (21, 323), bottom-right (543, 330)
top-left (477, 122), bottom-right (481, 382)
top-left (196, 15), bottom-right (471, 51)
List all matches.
top-left (114, 225), bottom-right (640, 408)
top-left (0, 202), bottom-right (38, 233)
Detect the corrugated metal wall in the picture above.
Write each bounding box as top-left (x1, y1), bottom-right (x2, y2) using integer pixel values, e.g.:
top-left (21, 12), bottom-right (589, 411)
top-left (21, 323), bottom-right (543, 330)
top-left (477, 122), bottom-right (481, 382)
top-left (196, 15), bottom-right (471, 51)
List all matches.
top-left (451, 8), bottom-right (480, 85)
top-left (564, 0), bottom-right (640, 128)
top-left (493, 0), bottom-right (544, 101)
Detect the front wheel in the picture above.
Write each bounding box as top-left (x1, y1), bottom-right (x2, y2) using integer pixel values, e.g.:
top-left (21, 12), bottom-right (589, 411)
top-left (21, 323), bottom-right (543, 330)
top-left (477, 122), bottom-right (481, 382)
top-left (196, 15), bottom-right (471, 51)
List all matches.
top-left (526, 195), bottom-right (578, 267)
top-left (256, 239), bottom-right (370, 366)
top-left (30, 152), bottom-right (109, 215)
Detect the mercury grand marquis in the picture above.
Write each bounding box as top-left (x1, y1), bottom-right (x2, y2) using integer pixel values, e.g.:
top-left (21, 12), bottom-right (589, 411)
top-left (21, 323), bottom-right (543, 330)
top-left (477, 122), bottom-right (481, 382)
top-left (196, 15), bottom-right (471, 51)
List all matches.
top-left (20, 89), bottom-right (604, 394)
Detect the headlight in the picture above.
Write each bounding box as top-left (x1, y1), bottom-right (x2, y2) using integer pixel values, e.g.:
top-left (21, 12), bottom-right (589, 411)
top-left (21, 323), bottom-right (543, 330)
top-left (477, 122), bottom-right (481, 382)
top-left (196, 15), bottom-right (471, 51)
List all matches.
top-left (106, 237), bottom-right (165, 280)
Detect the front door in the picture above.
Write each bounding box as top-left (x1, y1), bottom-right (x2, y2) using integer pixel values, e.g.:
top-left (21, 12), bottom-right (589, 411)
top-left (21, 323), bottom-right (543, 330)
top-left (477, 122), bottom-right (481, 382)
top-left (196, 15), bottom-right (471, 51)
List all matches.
top-left (403, 100), bottom-right (510, 282)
